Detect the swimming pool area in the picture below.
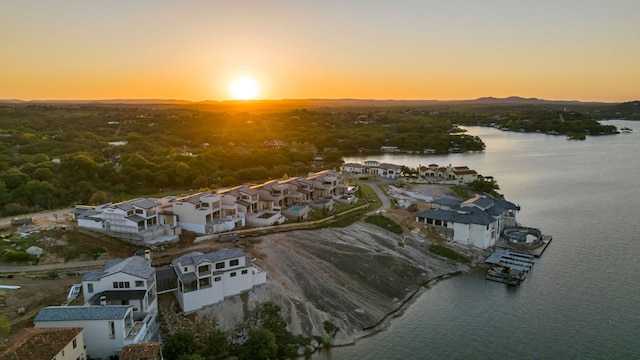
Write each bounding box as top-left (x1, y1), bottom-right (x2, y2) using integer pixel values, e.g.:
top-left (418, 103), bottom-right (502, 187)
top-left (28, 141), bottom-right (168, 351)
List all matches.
top-left (288, 205), bottom-right (306, 212)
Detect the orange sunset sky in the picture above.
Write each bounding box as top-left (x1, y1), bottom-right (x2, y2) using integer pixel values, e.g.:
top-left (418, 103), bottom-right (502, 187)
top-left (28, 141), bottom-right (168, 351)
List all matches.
top-left (1, 1), bottom-right (639, 102)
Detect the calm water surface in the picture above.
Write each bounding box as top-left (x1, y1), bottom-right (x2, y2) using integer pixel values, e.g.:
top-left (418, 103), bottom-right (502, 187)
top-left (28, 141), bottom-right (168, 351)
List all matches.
top-left (317, 120), bottom-right (640, 360)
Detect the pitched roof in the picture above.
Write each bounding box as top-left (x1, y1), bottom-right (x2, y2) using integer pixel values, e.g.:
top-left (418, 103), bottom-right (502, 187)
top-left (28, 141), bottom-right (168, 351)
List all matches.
top-left (83, 256), bottom-right (154, 281)
top-left (418, 194), bottom-right (517, 226)
top-left (0, 327), bottom-right (83, 360)
top-left (172, 248), bottom-right (245, 268)
top-left (35, 305), bottom-right (132, 322)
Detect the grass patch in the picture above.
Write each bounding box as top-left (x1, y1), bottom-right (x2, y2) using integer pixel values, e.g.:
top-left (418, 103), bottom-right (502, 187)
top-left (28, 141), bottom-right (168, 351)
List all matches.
top-left (450, 185), bottom-right (469, 199)
top-left (365, 214), bottom-right (403, 234)
top-left (429, 244), bottom-right (471, 263)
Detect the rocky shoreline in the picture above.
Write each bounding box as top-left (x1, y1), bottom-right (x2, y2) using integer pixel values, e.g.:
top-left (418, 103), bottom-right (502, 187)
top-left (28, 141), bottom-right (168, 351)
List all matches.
top-left (195, 220), bottom-right (473, 346)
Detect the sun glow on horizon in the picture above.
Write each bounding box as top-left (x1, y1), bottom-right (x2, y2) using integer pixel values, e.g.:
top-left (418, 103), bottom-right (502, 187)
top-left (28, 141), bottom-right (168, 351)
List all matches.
top-left (229, 76), bottom-right (260, 100)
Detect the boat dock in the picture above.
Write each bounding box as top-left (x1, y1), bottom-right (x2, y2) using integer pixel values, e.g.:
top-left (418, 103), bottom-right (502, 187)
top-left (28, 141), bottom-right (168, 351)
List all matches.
top-left (485, 249), bottom-right (536, 285)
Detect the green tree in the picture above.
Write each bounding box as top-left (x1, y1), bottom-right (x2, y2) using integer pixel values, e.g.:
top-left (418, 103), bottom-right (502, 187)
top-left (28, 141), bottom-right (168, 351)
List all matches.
top-left (0, 168), bottom-right (30, 190)
top-left (468, 178), bottom-right (501, 197)
top-left (203, 328), bottom-right (228, 357)
top-left (163, 331), bottom-right (197, 360)
top-left (89, 190), bottom-right (109, 205)
top-left (242, 328), bottom-right (278, 360)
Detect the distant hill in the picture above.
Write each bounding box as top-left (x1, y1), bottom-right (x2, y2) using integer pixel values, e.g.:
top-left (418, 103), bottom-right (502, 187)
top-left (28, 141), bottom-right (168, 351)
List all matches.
top-left (0, 96), bottom-right (615, 107)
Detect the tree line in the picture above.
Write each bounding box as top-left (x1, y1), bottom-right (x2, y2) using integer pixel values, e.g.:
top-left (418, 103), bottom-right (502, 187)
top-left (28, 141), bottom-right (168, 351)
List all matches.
top-left (0, 102), bottom-right (620, 216)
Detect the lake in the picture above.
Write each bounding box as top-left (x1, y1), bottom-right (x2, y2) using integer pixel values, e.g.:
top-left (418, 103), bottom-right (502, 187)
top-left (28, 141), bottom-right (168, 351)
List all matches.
top-left (316, 120), bottom-right (640, 359)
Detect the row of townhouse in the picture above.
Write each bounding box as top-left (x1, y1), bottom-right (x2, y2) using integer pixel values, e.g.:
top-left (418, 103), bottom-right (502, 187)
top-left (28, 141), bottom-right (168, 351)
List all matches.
top-left (416, 193), bottom-right (519, 249)
top-left (74, 170), bottom-right (350, 245)
top-left (26, 248), bottom-right (264, 359)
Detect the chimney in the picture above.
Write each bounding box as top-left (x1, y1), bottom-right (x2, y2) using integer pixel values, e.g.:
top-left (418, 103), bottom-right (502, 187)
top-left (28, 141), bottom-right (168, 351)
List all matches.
top-left (100, 296), bottom-right (107, 306)
top-left (144, 249), bottom-right (151, 261)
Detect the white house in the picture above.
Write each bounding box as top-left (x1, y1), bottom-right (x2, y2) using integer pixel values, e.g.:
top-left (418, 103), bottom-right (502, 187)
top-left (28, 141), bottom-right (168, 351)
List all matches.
top-left (157, 248), bottom-right (267, 314)
top-left (34, 305), bottom-right (150, 360)
top-left (82, 254), bottom-right (158, 315)
top-left (0, 327), bottom-right (86, 360)
top-left (75, 198), bottom-right (179, 245)
top-left (416, 194), bottom-right (519, 249)
top-left (418, 163), bottom-right (482, 184)
top-left (167, 192), bottom-right (235, 234)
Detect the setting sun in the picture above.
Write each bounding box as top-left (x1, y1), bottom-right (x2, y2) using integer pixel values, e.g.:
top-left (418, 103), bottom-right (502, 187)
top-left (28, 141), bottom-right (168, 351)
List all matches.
top-left (229, 76), bottom-right (260, 100)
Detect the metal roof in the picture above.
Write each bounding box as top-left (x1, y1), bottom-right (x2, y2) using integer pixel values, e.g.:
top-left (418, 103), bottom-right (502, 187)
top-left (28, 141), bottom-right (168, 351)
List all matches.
top-left (83, 256), bottom-right (154, 281)
top-left (35, 305), bottom-right (132, 322)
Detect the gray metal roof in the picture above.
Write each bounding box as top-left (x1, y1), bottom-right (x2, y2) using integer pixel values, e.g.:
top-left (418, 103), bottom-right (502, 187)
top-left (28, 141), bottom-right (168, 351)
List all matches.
top-left (432, 198), bottom-right (462, 207)
top-left (417, 208), bottom-right (496, 225)
top-left (155, 267), bottom-right (178, 281)
top-left (126, 214), bottom-right (146, 223)
top-left (34, 305), bottom-right (131, 322)
top-left (172, 248), bottom-right (245, 268)
top-left (83, 256), bottom-right (154, 281)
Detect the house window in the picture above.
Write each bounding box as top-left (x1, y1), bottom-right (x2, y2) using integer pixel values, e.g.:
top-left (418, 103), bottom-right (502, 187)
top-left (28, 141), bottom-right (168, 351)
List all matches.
top-left (230, 272), bottom-right (236, 277)
top-left (113, 281), bottom-right (130, 289)
top-left (215, 262), bottom-right (225, 269)
top-left (230, 259), bottom-right (239, 266)
top-left (108, 321), bottom-right (115, 339)
top-left (184, 267), bottom-right (189, 273)
top-left (87, 283), bottom-right (93, 293)
top-left (242, 269), bottom-right (248, 275)
top-left (214, 276), bottom-right (221, 282)
top-left (135, 280), bottom-right (144, 287)
top-left (73, 338), bottom-right (77, 349)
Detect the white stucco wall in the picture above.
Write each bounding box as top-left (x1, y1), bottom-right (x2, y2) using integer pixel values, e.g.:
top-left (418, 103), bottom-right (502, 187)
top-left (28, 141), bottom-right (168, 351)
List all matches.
top-left (36, 317), bottom-right (127, 360)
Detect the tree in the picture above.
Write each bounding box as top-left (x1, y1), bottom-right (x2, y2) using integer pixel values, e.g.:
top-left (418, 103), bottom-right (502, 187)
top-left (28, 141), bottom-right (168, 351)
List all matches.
top-left (89, 190), bottom-right (109, 205)
top-left (163, 330), bottom-right (197, 360)
top-left (468, 178), bottom-right (501, 197)
top-left (242, 328), bottom-right (278, 360)
top-left (203, 328), bottom-right (228, 357)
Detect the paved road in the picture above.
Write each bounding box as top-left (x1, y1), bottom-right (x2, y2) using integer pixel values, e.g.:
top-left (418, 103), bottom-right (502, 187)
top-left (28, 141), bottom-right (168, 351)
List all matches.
top-left (0, 259), bottom-right (108, 273)
top-left (357, 177), bottom-right (394, 215)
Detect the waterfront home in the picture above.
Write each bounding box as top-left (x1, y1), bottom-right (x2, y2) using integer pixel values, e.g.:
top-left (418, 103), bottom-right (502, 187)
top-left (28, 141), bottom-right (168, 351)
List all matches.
top-left (34, 305), bottom-right (152, 360)
top-left (156, 248), bottom-right (267, 314)
top-left (418, 163), bottom-right (482, 184)
top-left (416, 194), bottom-right (519, 249)
top-left (340, 161), bottom-right (401, 179)
top-left (0, 327), bottom-right (86, 360)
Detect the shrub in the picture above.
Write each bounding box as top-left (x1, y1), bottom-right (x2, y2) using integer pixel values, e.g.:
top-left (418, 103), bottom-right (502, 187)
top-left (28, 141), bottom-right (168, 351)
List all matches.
top-left (365, 214), bottom-right (403, 234)
top-left (429, 244), bottom-right (471, 263)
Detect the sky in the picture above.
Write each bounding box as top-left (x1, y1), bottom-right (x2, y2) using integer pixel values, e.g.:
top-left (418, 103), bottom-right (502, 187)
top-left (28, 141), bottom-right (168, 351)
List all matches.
top-left (1, 0), bottom-right (639, 102)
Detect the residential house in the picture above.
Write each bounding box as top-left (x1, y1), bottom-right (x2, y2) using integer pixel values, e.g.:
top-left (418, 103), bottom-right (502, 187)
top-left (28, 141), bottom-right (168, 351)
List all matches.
top-left (217, 185), bottom-right (285, 227)
top-left (75, 198), bottom-right (179, 245)
top-left (156, 248), bottom-right (267, 314)
top-left (34, 305), bottom-right (150, 360)
top-left (419, 163), bottom-right (482, 184)
top-left (416, 194), bottom-right (519, 249)
top-left (340, 161), bottom-right (401, 179)
top-left (0, 327), bottom-right (85, 360)
top-left (340, 162), bottom-right (365, 175)
top-left (81, 254), bottom-right (158, 316)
